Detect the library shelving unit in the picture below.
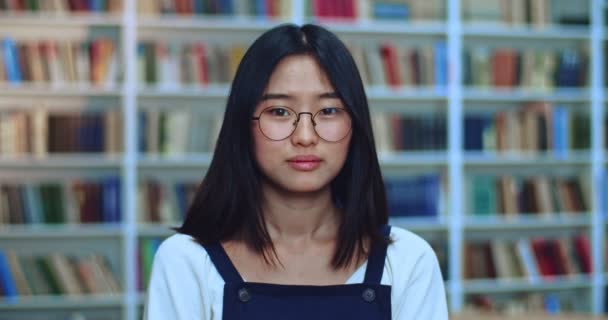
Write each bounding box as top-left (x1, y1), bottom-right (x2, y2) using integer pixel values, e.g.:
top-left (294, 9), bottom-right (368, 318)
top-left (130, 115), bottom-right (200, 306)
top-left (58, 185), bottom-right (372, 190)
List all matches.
top-left (0, 0), bottom-right (607, 319)
top-left (0, 1), bottom-right (127, 320)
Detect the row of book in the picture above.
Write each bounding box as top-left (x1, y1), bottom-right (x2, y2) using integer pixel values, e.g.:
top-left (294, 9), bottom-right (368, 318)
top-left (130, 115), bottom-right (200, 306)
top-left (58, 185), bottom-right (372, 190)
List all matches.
top-left (138, 0), bottom-right (292, 18)
top-left (0, 105), bottom-right (597, 157)
top-left (348, 42), bottom-right (447, 88)
top-left (464, 235), bottom-right (592, 281)
top-left (1, 38), bottom-right (588, 91)
top-left (464, 103), bottom-right (589, 154)
top-left (0, 109), bottom-right (122, 156)
top-left (466, 175), bottom-right (588, 216)
top-left (137, 180), bottom-right (198, 224)
top-left (138, 41), bottom-right (244, 87)
top-left (373, 113), bottom-right (446, 152)
top-left (0, 250), bottom-right (120, 298)
top-left (1, 107), bottom-right (593, 156)
top-left (136, 0), bottom-right (445, 21)
top-left (462, 0), bottom-right (589, 26)
top-left (463, 47), bottom-right (587, 89)
top-left (306, 0), bottom-right (444, 21)
top-left (138, 109), bottom-right (222, 155)
top-left (1, 38), bottom-right (120, 86)
top-left (466, 290), bottom-right (590, 314)
top-left (137, 40), bottom-right (448, 88)
top-left (385, 174), bottom-right (444, 217)
top-left (0, 0), bottom-right (122, 13)
top-left (1, 173), bottom-right (591, 226)
top-left (0, 178), bottom-right (121, 225)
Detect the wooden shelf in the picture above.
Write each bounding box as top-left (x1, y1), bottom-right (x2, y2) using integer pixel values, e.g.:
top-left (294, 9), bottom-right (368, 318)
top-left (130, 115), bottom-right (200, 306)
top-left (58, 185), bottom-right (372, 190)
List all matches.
top-left (0, 294), bottom-right (124, 309)
top-left (0, 13), bottom-right (122, 27)
top-left (0, 154), bottom-right (123, 169)
top-left (0, 224), bottom-right (123, 239)
top-left (462, 275), bottom-right (593, 294)
top-left (463, 24), bottom-right (590, 40)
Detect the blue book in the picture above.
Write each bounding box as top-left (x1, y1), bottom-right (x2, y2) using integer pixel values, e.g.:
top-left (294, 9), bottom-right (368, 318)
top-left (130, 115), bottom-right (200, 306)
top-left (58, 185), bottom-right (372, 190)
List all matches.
top-left (555, 50), bottom-right (582, 87)
top-left (0, 250), bottom-right (18, 300)
top-left (603, 172), bottom-right (608, 218)
top-left (93, 114), bottom-right (103, 152)
top-left (138, 112), bottom-right (147, 153)
top-left (544, 293), bottom-right (561, 314)
top-left (2, 38), bottom-right (22, 83)
top-left (90, 0), bottom-right (105, 12)
top-left (254, 0), bottom-right (267, 16)
top-left (78, 115), bottom-right (91, 152)
top-left (433, 41), bottom-right (447, 88)
top-left (385, 175), bottom-right (439, 217)
top-left (218, 0), bottom-right (234, 14)
top-left (20, 185), bottom-right (33, 224)
top-left (464, 115), bottom-right (490, 151)
top-left (23, 184), bottom-right (43, 224)
top-left (102, 176), bottom-right (121, 223)
top-left (552, 106), bottom-right (569, 159)
top-left (421, 175), bottom-right (440, 215)
top-left (193, 0), bottom-right (205, 14)
top-left (373, 3), bottom-right (409, 19)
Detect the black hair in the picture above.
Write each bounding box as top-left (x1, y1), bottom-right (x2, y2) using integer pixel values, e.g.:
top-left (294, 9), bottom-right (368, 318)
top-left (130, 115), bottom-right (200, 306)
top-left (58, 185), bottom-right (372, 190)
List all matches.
top-left (177, 23), bottom-right (388, 269)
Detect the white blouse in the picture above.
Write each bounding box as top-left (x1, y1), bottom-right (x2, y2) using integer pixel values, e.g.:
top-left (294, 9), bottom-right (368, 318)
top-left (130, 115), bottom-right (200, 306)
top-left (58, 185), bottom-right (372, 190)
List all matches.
top-left (144, 226), bottom-right (449, 320)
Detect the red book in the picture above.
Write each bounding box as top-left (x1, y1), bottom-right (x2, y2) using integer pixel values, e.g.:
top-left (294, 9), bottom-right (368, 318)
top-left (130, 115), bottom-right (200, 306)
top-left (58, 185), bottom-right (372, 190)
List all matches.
top-left (531, 239), bottom-right (558, 277)
top-left (266, 0), bottom-right (276, 17)
top-left (193, 43), bottom-right (208, 85)
top-left (344, 0), bottom-right (356, 18)
top-left (313, 0), bottom-right (323, 17)
top-left (573, 234), bottom-right (592, 274)
top-left (492, 49), bottom-right (517, 87)
top-left (183, 0), bottom-right (193, 15)
top-left (380, 44), bottom-right (402, 88)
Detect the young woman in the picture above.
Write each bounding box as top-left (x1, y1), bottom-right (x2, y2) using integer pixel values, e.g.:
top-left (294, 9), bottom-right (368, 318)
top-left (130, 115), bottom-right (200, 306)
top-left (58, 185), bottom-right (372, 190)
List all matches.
top-left (145, 24), bottom-right (448, 320)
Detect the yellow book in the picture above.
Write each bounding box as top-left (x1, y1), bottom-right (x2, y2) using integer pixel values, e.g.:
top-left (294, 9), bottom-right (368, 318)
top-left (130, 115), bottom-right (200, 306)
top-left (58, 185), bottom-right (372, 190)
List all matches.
top-left (228, 46), bottom-right (246, 82)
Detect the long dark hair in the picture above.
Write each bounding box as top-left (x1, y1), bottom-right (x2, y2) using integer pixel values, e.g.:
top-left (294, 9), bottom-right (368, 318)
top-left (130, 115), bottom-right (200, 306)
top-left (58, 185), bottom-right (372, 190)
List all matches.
top-left (177, 23), bottom-right (388, 269)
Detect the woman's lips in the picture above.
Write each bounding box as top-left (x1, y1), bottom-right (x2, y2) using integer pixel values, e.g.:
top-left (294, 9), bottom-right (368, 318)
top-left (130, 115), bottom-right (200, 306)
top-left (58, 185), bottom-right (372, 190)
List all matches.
top-left (287, 156), bottom-right (321, 171)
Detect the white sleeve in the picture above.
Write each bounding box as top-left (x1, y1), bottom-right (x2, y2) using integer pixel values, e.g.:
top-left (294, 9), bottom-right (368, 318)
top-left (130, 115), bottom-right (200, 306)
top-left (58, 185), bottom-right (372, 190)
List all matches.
top-left (143, 237), bottom-right (209, 320)
top-left (393, 245), bottom-right (449, 320)
top-left (386, 228), bottom-right (449, 320)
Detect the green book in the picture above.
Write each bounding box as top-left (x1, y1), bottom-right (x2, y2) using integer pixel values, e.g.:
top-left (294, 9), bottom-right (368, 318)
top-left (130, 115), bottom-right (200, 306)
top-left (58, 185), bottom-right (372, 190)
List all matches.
top-left (35, 256), bottom-right (61, 295)
top-left (39, 183), bottom-right (65, 224)
top-left (19, 256), bottom-right (52, 295)
top-left (141, 239), bottom-right (156, 290)
top-left (469, 175), bottom-right (497, 216)
top-left (26, 0), bottom-right (38, 11)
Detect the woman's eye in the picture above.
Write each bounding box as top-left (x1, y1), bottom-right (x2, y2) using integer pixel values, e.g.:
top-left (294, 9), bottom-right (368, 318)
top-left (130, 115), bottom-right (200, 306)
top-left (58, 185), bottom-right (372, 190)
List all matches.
top-left (319, 107), bottom-right (339, 116)
top-left (266, 107), bottom-right (291, 117)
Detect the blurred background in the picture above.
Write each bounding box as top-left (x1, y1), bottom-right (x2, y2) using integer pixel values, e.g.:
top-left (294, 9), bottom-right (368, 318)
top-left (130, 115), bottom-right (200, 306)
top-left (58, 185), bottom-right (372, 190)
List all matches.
top-left (0, 0), bottom-right (606, 319)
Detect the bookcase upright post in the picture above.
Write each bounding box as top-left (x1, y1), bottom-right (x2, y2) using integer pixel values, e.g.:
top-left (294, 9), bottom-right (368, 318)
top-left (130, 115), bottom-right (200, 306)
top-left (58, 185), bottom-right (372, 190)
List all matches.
top-left (590, 0), bottom-right (606, 315)
top-left (447, 0), bottom-right (465, 312)
top-left (122, 0), bottom-right (138, 319)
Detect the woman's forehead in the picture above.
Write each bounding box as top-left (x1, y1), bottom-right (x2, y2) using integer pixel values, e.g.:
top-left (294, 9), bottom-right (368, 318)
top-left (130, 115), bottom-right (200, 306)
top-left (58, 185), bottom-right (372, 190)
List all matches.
top-left (264, 55), bottom-right (334, 93)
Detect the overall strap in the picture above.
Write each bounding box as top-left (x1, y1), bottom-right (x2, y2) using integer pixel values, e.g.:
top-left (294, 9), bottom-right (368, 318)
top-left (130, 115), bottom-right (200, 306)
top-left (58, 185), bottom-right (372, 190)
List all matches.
top-left (363, 225), bottom-right (391, 284)
top-left (202, 243), bottom-right (244, 284)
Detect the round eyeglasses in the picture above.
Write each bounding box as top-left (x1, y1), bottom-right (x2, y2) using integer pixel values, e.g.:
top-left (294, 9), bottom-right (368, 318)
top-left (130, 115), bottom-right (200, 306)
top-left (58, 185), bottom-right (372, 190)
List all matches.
top-left (252, 106), bottom-right (352, 142)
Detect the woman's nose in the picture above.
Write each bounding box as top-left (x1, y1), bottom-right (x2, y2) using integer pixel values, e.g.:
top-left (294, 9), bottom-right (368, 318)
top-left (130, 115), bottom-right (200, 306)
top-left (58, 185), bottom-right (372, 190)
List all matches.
top-left (291, 113), bottom-right (318, 145)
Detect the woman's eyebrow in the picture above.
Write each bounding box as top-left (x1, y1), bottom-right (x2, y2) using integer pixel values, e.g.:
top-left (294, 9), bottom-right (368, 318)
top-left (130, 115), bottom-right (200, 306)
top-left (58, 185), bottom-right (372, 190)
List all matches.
top-left (260, 93), bottom-right (291, 101)
top-left (259, 92), bottom-right (338, 100)
top-left (319, 92), bottom-right (338, 99)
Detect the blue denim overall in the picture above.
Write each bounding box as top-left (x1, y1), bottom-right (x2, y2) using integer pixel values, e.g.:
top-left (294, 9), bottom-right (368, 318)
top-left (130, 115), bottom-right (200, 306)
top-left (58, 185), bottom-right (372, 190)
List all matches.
top-left (203, 226), bottom-right (392, 320)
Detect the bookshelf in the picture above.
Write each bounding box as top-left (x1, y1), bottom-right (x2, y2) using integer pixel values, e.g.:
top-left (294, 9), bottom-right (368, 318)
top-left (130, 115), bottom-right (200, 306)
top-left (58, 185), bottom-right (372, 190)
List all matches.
top-left (0, 0), bottom-right (607, 319)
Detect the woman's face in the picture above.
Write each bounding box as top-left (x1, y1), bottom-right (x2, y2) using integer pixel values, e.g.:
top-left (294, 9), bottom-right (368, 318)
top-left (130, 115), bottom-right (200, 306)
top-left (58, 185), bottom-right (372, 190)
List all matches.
top-left (252, 54), bottom-right (352, 195)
